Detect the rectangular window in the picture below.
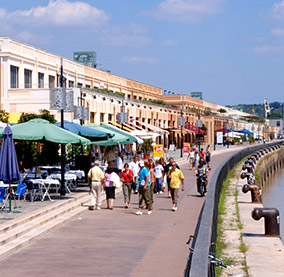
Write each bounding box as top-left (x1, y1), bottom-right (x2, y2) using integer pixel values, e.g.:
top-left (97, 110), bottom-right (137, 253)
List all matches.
top-left (68, 80), bottom-right (74, 88)
top-left (24, 69), bottom-right (32, 88)
top-left (38, 72), bottom-right (44, 88)
top-left (108, 114), bottom-right (112, 122)
top-left (100, 113), bottom-right (104, 123)
top-left (277, 121), bottom-right (280, 127)
top-left (133, 95), bottom-right (137, 100)
top-left (139, 97), bottom-right (142, 101)
top-left (10, 65), bottom-right (19, 88)
top-left (49, 75), bottom-right (55, 88)
top-left (77, 83), bottom-right (83, 88)
top-left (86, 84), bottom-right (91, 88)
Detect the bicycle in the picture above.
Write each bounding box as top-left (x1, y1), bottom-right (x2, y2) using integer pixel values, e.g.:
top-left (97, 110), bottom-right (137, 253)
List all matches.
top-left (184, 235), bottom-right (227, 277)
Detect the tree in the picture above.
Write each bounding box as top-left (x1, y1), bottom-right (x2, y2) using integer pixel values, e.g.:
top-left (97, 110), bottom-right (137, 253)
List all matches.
top-left (0, 110), bottom-right (9, 123)
top-left (204, 107), bottom-right (211, 116)
top-left (16, 110), bottom-right (59, 167)
top-left (217, 108), bottom-right (227, 114)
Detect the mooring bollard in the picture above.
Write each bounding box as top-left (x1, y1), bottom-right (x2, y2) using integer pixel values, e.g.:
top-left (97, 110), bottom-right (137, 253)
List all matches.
top-left (242, 164), bottom-right (254, 174)
top-left (248, 156), bottom-right (256, 164)
top-left (240, 172), bottom-right (255, 184)
top-left (242, 184), bottom-right (262, 203)
top-left (244, 159), bottom-right (255, 168)
top-left (252, 154), bottom-right (260, 161)
top-left (251, 208), bottom-right (280, 237)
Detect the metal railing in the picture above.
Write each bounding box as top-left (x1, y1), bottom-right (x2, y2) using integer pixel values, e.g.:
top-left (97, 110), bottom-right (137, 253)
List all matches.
top-left (189, 140), bottom-right (283, 277)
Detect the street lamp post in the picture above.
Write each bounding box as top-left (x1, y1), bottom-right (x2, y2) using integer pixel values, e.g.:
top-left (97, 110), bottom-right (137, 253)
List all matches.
top-left (179, 109), bottom-right (185, 158)
top-left (197, 111), bottom-right (202, 152)
top-left (60, 58), bottom-right (66, 196)
top-left (226, 123), bottom-right (230, 148)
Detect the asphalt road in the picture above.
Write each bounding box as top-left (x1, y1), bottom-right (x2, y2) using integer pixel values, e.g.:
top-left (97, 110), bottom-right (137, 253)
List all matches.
top-left (0, 150), bottom-right (233, 277)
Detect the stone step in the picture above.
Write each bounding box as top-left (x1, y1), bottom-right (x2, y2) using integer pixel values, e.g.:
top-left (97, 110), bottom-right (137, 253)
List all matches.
top-left (0, 194), bottom-right (90, 248)
top-left (0, 191), bottom-right (89, 235)
top-left (0, 203), bottom-right (88, 259)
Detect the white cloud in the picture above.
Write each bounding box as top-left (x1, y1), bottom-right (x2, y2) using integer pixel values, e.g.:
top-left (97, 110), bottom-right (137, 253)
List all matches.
top-left (122, 56), bottom-right (159, 64)
top-left (99, 23), bottom-right (150, 47)
top-left (2, 0), bottom-right (109, 28)
top-left (163, 39), bottom-right (179, 46)
top-left (271, 28), bottom-right (284, 36)
top-left (271, 1), bottom-right (284, 20)
top-left (142, 0), bottom-right (225, 23)
top-left (253, 45), bottom-right (283, 53)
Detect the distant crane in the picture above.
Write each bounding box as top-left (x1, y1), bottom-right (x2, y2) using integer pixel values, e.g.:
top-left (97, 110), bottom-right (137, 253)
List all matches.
top-left (264, 97), bottom-right (271, 119)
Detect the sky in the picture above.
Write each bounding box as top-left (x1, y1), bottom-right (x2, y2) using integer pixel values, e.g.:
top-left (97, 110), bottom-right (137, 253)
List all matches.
top-left (1, 0), bottom-right (284, 106)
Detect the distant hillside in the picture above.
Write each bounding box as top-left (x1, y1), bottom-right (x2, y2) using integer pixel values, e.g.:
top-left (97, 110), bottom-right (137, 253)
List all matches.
top-left (226, 102), bottom-right (283, 119)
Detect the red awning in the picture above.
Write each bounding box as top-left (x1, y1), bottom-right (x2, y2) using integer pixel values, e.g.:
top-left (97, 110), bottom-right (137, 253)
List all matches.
top-left (185, 123), bottom-right (206, 135)
top-left (215, 128), bottom-right (229, 134)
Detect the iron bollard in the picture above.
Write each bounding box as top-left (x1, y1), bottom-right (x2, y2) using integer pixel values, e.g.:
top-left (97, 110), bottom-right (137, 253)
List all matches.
top-left (242, 164), bottom-right (254, 174)
top-left (264, 149), bottom-right (269, 154)
top-left (240, 172), bottom-right (255, 184)
top-left (248, 156), bottom-right (256, 164)
top-left (252, 208), bottom-right (280, 237)
top-left (242, 184), bottom-right (262, 203)
top-left (245, 159), bottom-right (255, 168)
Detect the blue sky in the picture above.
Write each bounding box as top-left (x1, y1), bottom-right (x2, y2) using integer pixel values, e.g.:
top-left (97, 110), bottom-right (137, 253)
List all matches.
top-left (1, 0), bottom-right (284, 105)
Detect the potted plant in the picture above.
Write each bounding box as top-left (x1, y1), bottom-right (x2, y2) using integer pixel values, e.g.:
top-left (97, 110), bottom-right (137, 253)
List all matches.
top-left (248, 136), bottom-right (255, 145)
top-left (141, 139), bottom-right (153, 159)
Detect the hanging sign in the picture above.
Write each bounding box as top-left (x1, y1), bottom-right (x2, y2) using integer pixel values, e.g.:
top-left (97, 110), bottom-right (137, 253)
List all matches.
top-left (183, 143), bottom-right (190, 154)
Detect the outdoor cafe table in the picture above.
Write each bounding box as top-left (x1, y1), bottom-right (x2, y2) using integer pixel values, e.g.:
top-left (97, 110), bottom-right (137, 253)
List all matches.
top-left (49, 173), bottom-right (77, 193)
top-left (68, 170), bottom-right (85, 180)
top-left (28, 179), bottom-right (60, 201)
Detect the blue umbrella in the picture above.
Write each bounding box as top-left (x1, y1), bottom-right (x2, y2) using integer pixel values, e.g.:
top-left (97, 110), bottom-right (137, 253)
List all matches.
top-left (0, 125), bottom-right (20, 212)
top-left (54, 121), bottom-right (110, 141)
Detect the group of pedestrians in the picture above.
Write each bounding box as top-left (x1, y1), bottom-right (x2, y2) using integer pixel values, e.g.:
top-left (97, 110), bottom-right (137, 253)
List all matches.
top-left (87, 155), bottom-right (185, 214)
top-left (188, 145), bottom-right (211, 170)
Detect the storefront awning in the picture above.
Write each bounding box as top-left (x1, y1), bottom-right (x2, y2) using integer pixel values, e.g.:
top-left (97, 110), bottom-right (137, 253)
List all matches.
top-left (184, 123), bottom-right (206, 135)
top-left (107, 121), bottom-right (133, 132)
top-left (135, 120), bottom-right (169, 135)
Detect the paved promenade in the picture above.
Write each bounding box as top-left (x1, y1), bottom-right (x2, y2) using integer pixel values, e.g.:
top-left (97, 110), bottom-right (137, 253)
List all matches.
top-left (0, 147), bottom-right (241, 277)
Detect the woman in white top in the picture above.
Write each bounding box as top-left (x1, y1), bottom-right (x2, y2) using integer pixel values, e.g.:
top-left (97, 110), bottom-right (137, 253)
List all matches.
top-left (188, 148), bottom-right (195, 170)
top-left (154, 159), bottom-right (164, 194)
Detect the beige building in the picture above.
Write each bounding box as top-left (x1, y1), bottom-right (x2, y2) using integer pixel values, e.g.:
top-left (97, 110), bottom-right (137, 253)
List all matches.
top-left (0, 37), bottom-right (279, 147)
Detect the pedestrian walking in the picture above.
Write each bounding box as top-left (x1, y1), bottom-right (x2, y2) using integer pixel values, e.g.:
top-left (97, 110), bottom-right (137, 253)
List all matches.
top-left (188, 148), bottom-right (195, 170)
top-left (205, 145), bottom-right (211, 169)
top-left (87, 160), bottom-right (105, 210)
top-left (159, 157), bottom-right (167, 192)
top-left (194, 148), bottom-right (199, 168)
top-left (164, 157), bottom-right (180, 198)
top-left (148, 159), bottom-right (156, 207)
top-left (120, 163), bottom-right (133, 208)
top-left (104, 163), bottom-right (115, 210)
top-left (135, 161), bottom-right (152, 215)
top-left (154, 159), bottom-right (164, 194)
top-left (114, 152), bottom-right (123, 174)
top-left (129, 156), bottom-right (139, 194)
top-left (167, 161), bottom-right (184, 211)
top-left (199, 148), bottom-right (205, 160)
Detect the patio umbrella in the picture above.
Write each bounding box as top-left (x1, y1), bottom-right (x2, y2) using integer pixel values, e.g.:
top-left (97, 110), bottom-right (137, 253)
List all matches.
top-left (100, 124), bottom-right (137, 144)
top-left (54, 121), bottom-right (109, 141)
top-left (0, 119), bottom-right (91, 145)
top-left (0, 125), bottom-right (21, 212)
top-left (87, 124), bottom-right (133, 146)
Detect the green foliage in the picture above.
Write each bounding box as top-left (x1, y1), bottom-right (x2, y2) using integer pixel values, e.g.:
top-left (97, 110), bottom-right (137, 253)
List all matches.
top-left (204, 107), bottom-right (212, 116)
top-left (248, 136), bottom-right (255, 143)
top-left (16, 110), bottom-right (58, 167)
top-left (141, 139), bottom-right (153, 153)
top-left (268, 112), bottom-right (283, 119)
top-left (218, 108), bottom-right (227, 114)
top-left (227, 101), bottom-right (283, 119)
top-left (0, 110), bottom-right (9, 123)
top-left (142, 99), bottom-right (166, 105)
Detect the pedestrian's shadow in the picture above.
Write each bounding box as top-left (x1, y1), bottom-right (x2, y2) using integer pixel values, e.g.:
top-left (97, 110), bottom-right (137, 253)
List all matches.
top-left (190, 194), bottom-right (204, 198)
